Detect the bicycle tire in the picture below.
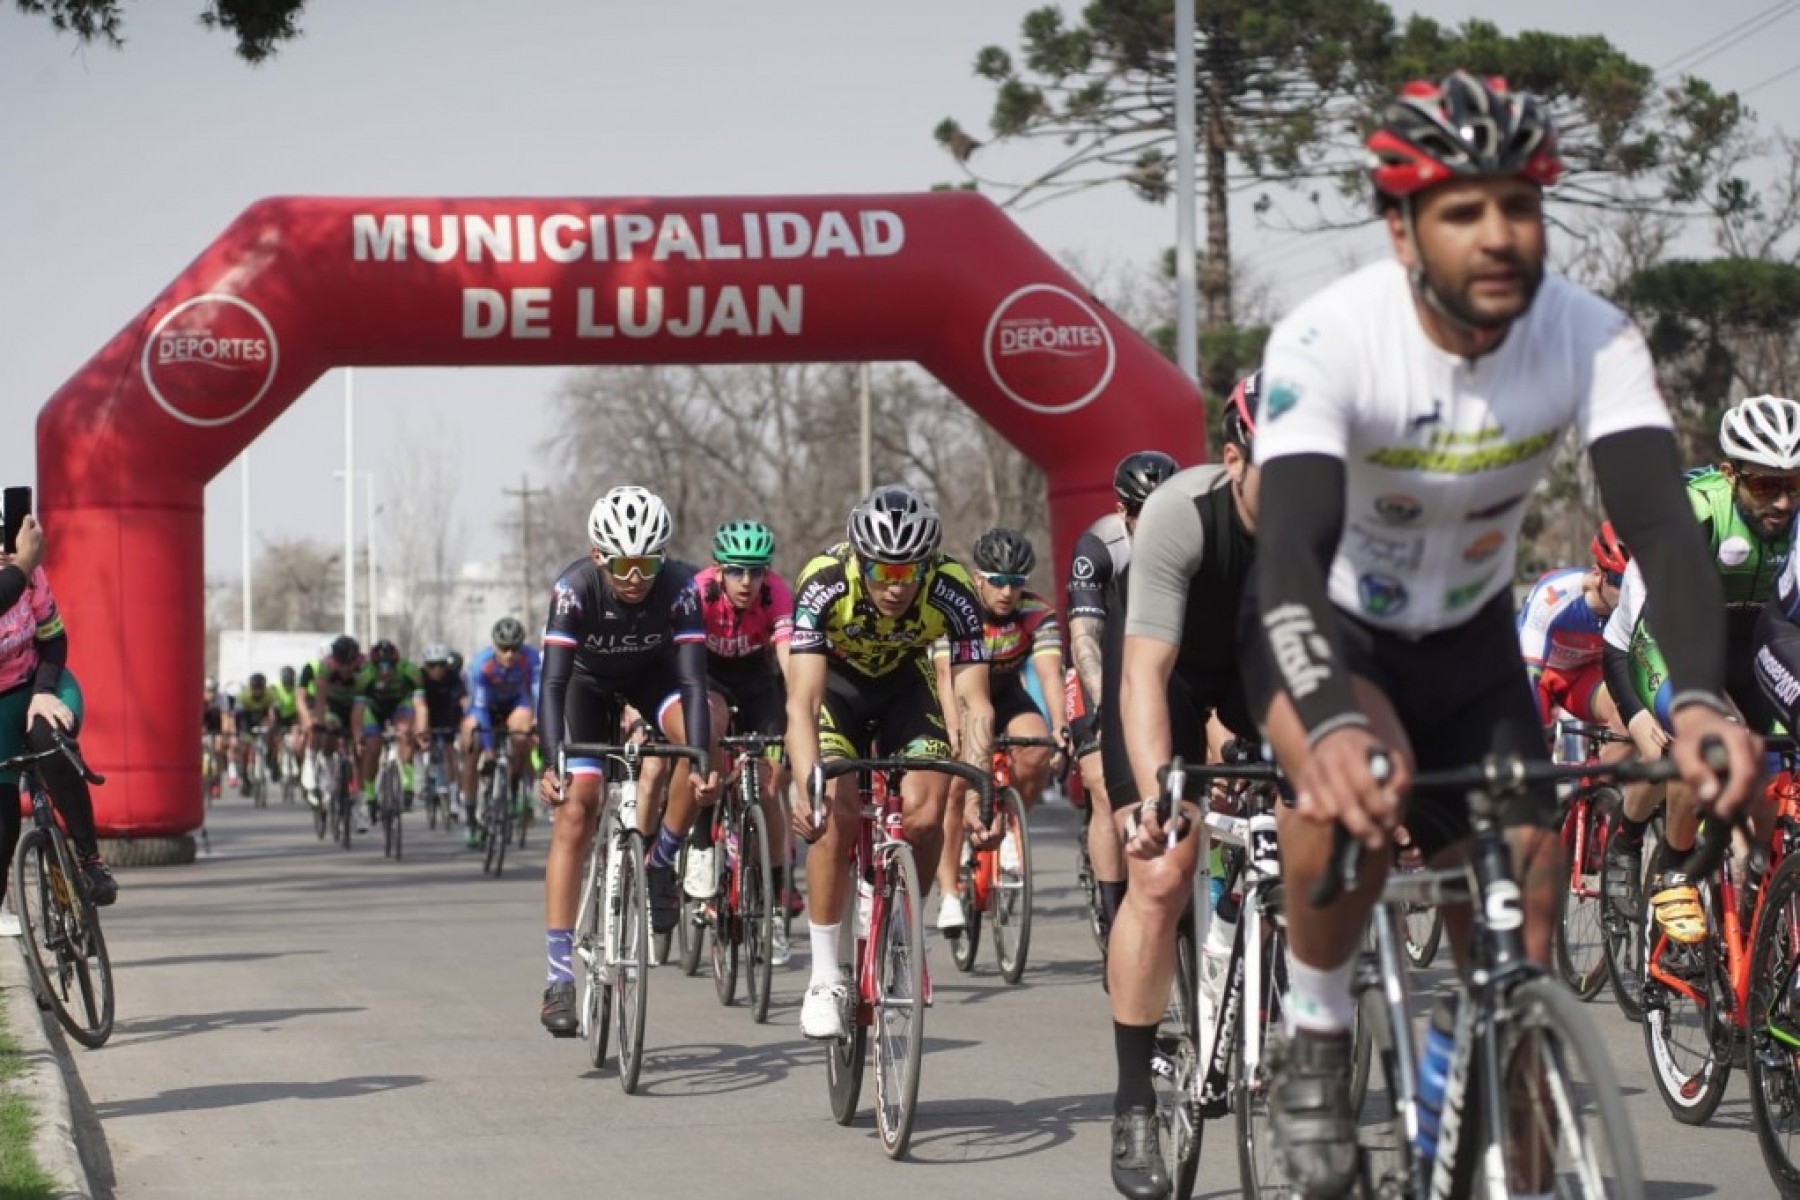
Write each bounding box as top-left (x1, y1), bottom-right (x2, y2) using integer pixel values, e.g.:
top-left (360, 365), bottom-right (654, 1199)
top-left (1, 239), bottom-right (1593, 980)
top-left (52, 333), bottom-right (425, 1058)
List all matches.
top-left (14, 828), bottom-right (114, 1048)
top-left (1154, 919), bottom-right (1202, 1200)
top-left (678, 841), bottom-right (707, 978)
top-left (1641, 878), bottom-right (1732, 1125)
top-left (709, 830), bottom-right (741, 1006)
top-left (380, 758), bottom-right (402, 861)
top-left (311, 774), bottom-right (327, 840)
top-left (1348, 956), bottom-right (1410, 1196)
top-left (827, 910), bottom-right (867, 1126)
top-left (872, 844), bottom-right (925, 1159)
top-left (1474, 975), bottom-right (1644, 1197)
top-left (1236, 923), bottom-right (1292, 1197)
top-left (1402, 902), bottom-right (1441, 968)
top-left (950, 842), bottom-right (981, 974)
top-left (335, 758), bottom-right (353, 850)
top-left (615, 829), bottom-right (652, 1095)
top-left (742, 803), bottom-right (775, 1025)
top-left (514, 773), bottom-right (532, 850)
top-left (1748, 853), bottom-right (1800, 1197)
top-left (579, 826), bottom-right (611, 1071)
top-left (1076, 802), bottom-right (1109, 955)
top-left (1554, 795), bottom-right (1611, 1000)
top-left (991, 786), bottom-right (1033, 984)
top-left (484, 766), bottom-right (512, 877)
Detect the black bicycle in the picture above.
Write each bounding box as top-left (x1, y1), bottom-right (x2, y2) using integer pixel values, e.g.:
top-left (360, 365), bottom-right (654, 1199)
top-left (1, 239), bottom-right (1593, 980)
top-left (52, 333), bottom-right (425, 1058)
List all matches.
top-left (5, 733), bottom-right (114, 1048)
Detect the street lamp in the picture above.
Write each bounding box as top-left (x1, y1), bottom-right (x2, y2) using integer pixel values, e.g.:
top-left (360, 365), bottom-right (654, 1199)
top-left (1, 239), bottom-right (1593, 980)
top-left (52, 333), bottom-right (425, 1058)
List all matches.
top-left (334, 469), bottom-right (378, 646)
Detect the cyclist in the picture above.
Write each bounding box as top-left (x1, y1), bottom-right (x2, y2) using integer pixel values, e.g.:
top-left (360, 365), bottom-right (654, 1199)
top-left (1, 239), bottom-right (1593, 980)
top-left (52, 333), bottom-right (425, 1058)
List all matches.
top-left (418, 642), bottom-right (468, 824)
top-left (1603, 394), bottom-right (1799, 945)
top-left (202, 675), bottom-right (231, 799)
top-left (233, 673), bottom-right (279, 794)
top-left (268, 665), bottom-right (302, 781)
top-left (462, 618), bottom-right (541, 843)
top-left (1107, 375), bottom-right (1260, 1197)
top-left (934, 526), bottom-right (1066, 935)
top-left (1229, 71), bottom-right (1759, 1197)
top-left (0, 515), bottom-right (116, 911)
top-left (1066, 450), bottom-right (1178, 948)
top-left (534, 486), bottom-right (719, 1037)
top-left (352, 639), bottom-right (427, 829)
top-left (787, 484), bottom-right (993, 1041)
top-left (689, 519), bottom-right (800, 959)
top-left (298, 635), bottom-right (363, 805)
top-left (1519, 523), bottom-right (1629, 734)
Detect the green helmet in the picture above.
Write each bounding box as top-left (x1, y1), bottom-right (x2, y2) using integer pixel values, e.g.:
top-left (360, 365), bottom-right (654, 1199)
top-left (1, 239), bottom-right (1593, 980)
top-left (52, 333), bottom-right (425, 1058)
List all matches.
top-left (713, 519), bottom-right (776, 566)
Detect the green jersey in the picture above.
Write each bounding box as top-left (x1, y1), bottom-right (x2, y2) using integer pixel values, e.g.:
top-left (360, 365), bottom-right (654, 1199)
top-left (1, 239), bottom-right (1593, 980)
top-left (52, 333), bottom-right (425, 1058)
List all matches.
top-left (356, 660), bottom-right (424, 710)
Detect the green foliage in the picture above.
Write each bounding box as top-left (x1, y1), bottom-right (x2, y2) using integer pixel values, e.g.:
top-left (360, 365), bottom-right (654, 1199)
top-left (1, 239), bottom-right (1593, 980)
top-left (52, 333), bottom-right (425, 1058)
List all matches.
top-left (14, 0), bottom-right (305, 61)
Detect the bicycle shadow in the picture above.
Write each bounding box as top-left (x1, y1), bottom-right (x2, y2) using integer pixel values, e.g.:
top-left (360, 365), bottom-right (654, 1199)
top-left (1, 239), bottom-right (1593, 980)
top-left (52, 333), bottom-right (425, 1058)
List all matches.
top-left (932, 958), bottom-right (1104, 1005)
top-left (899, 1089), bottom-right (1111, 1164)
top-left (622, 1038), bottom-right (824, 1096)
top-left (92, 1074), bottom-right (424, 1119)
top-left (111, 950), bottom-right (326, 970)
top-left (110, 1005), bottom-right (364, 1047)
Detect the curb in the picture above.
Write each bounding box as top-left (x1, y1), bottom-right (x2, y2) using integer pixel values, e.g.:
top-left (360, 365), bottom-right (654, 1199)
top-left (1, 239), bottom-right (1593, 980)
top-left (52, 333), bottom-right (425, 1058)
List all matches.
top-left (0, 942), bottom-right (93, 1199)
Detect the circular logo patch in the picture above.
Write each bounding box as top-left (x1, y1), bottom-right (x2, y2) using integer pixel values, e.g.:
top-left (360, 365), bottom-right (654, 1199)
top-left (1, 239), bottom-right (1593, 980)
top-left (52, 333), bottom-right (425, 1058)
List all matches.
top-left (142, 294), bottom-right (279, 428)
top-left (983, 284), bottom-right (1116, 415)
top-left (1719, 535), bottom-right (1752, 568)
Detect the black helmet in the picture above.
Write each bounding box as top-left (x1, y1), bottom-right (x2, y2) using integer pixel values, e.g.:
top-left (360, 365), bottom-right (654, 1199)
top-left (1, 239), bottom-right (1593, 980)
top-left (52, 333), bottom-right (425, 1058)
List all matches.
top-left (330, 635), bottom-right (361, 665)
top-left (971, 527), bottom-right (1035, 576)
top-left (279, 666), bottom-right (296, 688)
top-left (1113, 451), bottom-right (1178, 512)
top-left (492, 617), bottom-right (526, 650)
top-left (370, 639), bottom-right (400, 667)
top-left (248, 672), bottom-right (267, 690)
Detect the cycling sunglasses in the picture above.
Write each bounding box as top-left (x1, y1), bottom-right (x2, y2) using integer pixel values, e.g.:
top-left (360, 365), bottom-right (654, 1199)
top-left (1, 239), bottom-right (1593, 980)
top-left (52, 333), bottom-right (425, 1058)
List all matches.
top-left (1602, 570), bottom-right (1624, 588)
top-left (606, 554), bottom-right (664, 581)
top-left (862, 559), bottom-right (925, 587)
top-left (1736, 472), bottom-right (1800, 503)
top-left (720, 565), bottom-right (767, 581)
top-left (981, 572), bottom-right (1028, 589)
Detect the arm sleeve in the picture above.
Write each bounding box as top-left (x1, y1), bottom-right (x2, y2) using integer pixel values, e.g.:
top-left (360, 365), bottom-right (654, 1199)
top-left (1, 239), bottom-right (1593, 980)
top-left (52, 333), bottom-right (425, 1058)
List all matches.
top-left (674, 639), bottom-right (711, 761)
top-left (1123, 485), bottom-right (1206, 646)
top-left (537, 642), bottom-right (575, 766)
top-left (768, 574), bottom-right (795, 645)
top-left (1252, 454), bottom-right (1363, 744)
top-left (1066, 532), bottom-right (1111, 622)
top-left (1603, 642), bottom-right (1643, 725)
top-left (32, 631), bottom-right (66, 693)
top-left (1590, 429), bottom-right (1727, 709)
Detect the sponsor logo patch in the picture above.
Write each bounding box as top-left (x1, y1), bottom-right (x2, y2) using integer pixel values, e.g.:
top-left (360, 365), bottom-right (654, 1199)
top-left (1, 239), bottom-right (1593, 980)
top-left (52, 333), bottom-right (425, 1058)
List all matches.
top-left (982, 284), bottom-right (1116, 415)
top-left (142, 293), bottom-right (279, 427)
top-left (1358, 573), bottom-right (1409, 618)
top-left (1462, 531), bottom-right (1505, 564)
top-left (1372, 494), bottom-right (1423, 526)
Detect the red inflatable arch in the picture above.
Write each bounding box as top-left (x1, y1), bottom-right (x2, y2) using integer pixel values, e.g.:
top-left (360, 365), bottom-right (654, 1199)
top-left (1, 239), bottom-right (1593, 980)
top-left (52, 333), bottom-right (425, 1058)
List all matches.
top-left (37, 193), bottom-right (1203, 840)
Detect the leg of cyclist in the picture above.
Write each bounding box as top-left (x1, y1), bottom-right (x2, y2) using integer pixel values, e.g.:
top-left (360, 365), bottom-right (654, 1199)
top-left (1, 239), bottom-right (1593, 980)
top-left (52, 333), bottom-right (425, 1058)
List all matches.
top-left (457, 712), bottom-right (483, 840)
top-left (1079, 736), bottom-right (1127, 943)
top-left (20, 672), bottom-right (116, 905)
top-left (681, 688), bottom-right (732, 902)
top-left (646, 690), bottom-right (727, 935)
top-left (354, 700), bottom-right (381, 830)
top-left (395, 702), bottom-right (422, 811)
top-left (540, 740), bottom-right (603, 1037)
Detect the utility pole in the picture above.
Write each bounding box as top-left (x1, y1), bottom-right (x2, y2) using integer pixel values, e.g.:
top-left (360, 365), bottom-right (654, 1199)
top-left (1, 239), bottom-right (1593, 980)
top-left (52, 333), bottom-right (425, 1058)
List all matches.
top-left (503, 475), bottom-right (549, 633)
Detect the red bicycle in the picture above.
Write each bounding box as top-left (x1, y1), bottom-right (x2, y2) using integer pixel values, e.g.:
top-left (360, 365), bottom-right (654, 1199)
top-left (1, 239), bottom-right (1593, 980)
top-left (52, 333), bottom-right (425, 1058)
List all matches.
top-left (809, 755), bottom-right (990, 1160)
top-left (1550, 718), bottom-right (1637, 1004)
top-left (951, 732), bottom-right (1065, 984)
top-left (693, 731), bottom-right (783, 1024)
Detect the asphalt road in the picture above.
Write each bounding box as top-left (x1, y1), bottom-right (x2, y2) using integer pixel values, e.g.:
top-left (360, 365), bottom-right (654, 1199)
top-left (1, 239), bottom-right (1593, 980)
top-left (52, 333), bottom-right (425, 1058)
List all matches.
top-left (52, 797), bottom-right (1781, 1198)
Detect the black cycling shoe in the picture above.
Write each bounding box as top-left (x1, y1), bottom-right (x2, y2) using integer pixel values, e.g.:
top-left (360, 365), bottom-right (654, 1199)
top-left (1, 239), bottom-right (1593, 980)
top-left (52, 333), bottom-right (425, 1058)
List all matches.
top-left (1268, 1028), bottom-right (1358, 1199)
top-left (540, 981), bottom-right (578, 1037)
top-left (1109, 1107), bottom-right (1169, 1199)
top-left (1604, 835), bottom-right (1644, 917)
top-left (79, 860), bottom-right (118, 908)
top-left (646, 864), bottom-right (679, 935)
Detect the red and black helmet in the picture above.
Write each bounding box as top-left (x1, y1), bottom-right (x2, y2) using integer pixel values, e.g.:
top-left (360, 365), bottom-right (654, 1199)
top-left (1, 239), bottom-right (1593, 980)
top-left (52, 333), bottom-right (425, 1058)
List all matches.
top-left (1221, 370), bottom-right (1261, 450)
top-left (1591, 521), bottom-right (1630, 575)
top-left (1366, 71), bottom-right (1562, 202)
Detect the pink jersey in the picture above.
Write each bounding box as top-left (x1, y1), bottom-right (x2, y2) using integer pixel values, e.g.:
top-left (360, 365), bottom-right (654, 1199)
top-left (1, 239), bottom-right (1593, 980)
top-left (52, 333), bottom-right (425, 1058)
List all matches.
top-left (0, 568), bottom-right (61, 692)
top-left (694, 565), bottom-right (795, 660)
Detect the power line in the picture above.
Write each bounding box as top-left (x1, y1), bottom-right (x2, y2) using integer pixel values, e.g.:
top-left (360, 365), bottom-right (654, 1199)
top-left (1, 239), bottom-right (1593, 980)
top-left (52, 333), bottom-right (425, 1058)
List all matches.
top-left (1656, 1), bottom-right (1798, 79)
top-left (501, 474), bottom-right (549, 634)
top-left (1743, 58), bottom-right (1800, 97)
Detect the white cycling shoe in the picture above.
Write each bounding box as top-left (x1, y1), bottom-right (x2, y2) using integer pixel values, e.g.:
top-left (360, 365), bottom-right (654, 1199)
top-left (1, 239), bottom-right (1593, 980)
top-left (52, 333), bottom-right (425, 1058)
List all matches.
top-left (683, 845), bottom-right (718, 899)
top-left (800, 980), bottom-right (852, 1040)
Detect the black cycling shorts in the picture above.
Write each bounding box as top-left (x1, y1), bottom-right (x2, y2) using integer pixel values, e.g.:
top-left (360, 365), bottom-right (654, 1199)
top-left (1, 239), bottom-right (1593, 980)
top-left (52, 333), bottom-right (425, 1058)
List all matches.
top-left (1099, 668), bottom-right (1250, 809)
top-left (710, 658), bottom-right (788, 740)
top-left (818, 657), bottom-right (951, 761)
top-left (992, 675), bottom-right (1047, 732)
top-left (1240, 583), bottom-right (1554, 862)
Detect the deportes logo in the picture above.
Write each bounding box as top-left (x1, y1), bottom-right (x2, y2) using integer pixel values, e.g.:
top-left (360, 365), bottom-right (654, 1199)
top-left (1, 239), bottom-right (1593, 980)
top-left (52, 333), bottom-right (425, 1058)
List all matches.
top-left (142, 294), bottom-right (279, 428)
top-left (983, 284), bottom-right (1117, 415)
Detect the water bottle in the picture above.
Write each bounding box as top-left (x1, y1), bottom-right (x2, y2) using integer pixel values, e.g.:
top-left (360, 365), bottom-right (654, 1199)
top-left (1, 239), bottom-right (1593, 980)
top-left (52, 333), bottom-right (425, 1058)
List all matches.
top-left (856, 875), bottom-right (874, 939)
top-left (1415, 997), bottom-right (1458, 1161)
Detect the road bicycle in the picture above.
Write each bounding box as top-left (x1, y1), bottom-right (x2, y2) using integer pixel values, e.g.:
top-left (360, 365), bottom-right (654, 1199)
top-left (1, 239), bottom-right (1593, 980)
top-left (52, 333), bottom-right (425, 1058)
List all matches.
top-left (373, 732), bottom-right (405, 861)
top-left (5, 733), bottom-right (114, 1048)
top-left (1326, 751), bottom-right (1661, 1199)
top-left (1744, 750), bottom-right (1800, 1195)
top-left (1547, 718), bottom-right (1636, 1004)
top-left (417, 730), bottom-right (459, 833)
top-left (478, 753), bottom-right (515, 877)
top-left (950, 732), bottom-right (1063, 983)
top-left (564, 739), bottom-right (704, 1094)
top-left (810, 755), bottom-right (991, 1160)
top-left (242, 726), bottom-right (270, 809)
top-left (690, 731), bottom-right (784, 1023)
top-left (306, 729), bottom-right (355, 849)
top-left (277, 731), bottom-right (302, 806)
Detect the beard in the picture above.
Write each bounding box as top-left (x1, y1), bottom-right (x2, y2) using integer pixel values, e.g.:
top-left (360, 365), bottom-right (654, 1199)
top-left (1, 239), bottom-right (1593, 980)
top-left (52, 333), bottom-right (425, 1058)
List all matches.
top-left (1420, 252), bottom-right (1546, 331)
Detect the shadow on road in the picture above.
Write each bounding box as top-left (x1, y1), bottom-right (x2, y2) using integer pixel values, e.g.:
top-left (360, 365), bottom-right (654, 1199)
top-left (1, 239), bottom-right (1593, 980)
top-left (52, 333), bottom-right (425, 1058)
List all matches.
top-left (110, 1005), bottom-right (364, 1047)
top-left (111, 950), bottom-right (327, 970)
top-left (94, 1075), bottom-right (426, 1119)
top-left (902, 1089), bottom-right (1111, 1164)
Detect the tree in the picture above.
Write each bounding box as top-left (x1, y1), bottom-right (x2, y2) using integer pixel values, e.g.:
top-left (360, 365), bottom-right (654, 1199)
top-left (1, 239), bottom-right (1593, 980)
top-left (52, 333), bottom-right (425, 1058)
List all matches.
top-left (248, 536), bottom-right (343, 632)
top-left (385, 431), bottom-right (464, 654)
top-left (13, 0), bottom-right (304, 62)
top-left (937, 3), bottom-right (1749, 398)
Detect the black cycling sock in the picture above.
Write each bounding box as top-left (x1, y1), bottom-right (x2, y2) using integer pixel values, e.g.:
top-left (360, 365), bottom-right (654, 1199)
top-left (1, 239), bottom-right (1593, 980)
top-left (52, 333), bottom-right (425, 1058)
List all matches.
top-left (771, 865), bottom-right (787, 895)
top-left (690, 811), bottom-right (716, 850)
top-left (1114, 1021), bottom-right (1158, 1115)
top-left (1618, 816), bottom-right (1649, 846)
top-left (1098, 881), bottom-right (1127, 935)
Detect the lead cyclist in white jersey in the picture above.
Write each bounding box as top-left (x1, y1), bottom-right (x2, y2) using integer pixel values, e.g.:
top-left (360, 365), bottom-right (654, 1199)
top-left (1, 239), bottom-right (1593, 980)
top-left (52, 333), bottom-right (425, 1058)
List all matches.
top-left (1207, 70), bottom-right (1761, 1197)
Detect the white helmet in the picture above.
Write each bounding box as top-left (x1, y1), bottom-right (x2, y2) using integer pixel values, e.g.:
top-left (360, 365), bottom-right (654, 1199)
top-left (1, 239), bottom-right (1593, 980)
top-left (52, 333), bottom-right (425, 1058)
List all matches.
top-left (587, 485), bottom-right (673, 556)
top-left (847, 484), bottom-right (942, 564)
top-left (1721, 395), bottom-right (1800, 471)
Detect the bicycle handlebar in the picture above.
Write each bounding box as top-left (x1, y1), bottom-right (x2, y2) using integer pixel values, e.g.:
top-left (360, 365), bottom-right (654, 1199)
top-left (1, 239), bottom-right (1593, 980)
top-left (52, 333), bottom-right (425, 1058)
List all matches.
top-left (720, 732), bottom-right (784, 756)
top-left (0, 731), bottom-right (105, 786)
top-left (806, 757), bottom-right (996, 829)
top-left (556, 741), bottom-right (706, 789)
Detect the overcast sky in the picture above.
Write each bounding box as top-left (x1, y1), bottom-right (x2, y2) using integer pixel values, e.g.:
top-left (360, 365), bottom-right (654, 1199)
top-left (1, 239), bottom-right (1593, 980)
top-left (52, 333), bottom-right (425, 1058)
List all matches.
top-left (5, 0), bottom-right (1796, 587)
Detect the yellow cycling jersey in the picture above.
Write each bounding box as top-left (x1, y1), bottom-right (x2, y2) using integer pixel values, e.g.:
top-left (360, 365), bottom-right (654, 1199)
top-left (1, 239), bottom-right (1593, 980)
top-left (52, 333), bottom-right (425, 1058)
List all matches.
top-left (790, 543), bottom-right (988, 679)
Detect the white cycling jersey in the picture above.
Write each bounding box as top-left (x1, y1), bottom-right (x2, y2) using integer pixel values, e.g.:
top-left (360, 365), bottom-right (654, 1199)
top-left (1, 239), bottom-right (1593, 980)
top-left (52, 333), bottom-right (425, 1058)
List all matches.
top-left (1256, 259), bottom-right (1673, 636)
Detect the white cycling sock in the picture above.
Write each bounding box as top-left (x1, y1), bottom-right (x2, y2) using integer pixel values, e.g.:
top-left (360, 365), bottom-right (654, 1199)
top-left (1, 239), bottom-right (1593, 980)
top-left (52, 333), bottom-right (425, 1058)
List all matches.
top-left (809, 922), bottom-right (843, 987)
top-left (1283, 955), bottom-right (1357, 1035)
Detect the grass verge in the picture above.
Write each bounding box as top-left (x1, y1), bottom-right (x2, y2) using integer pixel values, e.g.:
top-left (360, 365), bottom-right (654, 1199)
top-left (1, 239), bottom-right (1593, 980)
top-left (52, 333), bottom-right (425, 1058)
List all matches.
top-left (0, 987), bottom-right (58, 1198)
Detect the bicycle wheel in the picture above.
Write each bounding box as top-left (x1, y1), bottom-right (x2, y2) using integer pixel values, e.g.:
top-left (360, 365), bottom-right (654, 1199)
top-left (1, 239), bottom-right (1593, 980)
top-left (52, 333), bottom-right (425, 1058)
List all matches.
top-left (1555, 795), bottom-right (1611, 1000)
top-left (677, 841), bottom-right (706, 978)
top-left (1404, 902), bottom-right (1442, 968)
top-left (578, 831), bottom-right (612, 1071)
top-left (990, 786), bottom-right (1033, 984)
top-left (871, 844), bottom-right (925, 1159)
top-left (514, 775), bottom-right (532, 850)
top-left (709, 835), bottom-right (741, 1007)
top-left (1348, 954), bottom-right (1411, 1196)
top-left (827, 909), bottom-right (867, 1126)
top-left (950, 842), bottom-right (981, 974)
top-left (1153, 920), bottom-right (1202, 1200)
top-left (380, 759), bottom-right (403, 861)
top-left (1236, 923), bottom-right (1292, 1197)
top-left (14, 828), bottom-right (114, 1048)
top-left (311, 762), bottom-right (328, 839)
top-left (741, 804), bottom-right (775, 1024)
top-left (1075, 802), bottom-right (1109, 955)
top-left (1603, 830), bottom-right (1654, 1024)
top-left (614, 829), bottom-right (652, 1095)
top-left (484, 767), bottom-right (512, 877)
top-left (1748, 854), bottom-right (1800, 1196)
top-left (1479, 976), bottom-right (1644, 1197)
top-left (1641, 878), bottom-right (1732, 1125)
top-left (334, 759), bottom-right (353, 850)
